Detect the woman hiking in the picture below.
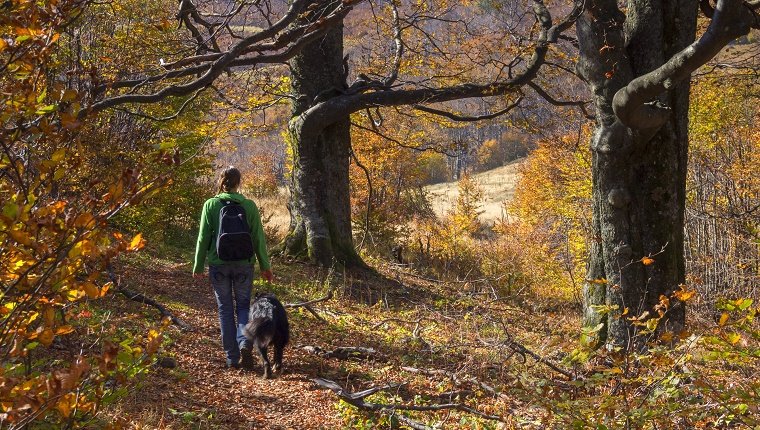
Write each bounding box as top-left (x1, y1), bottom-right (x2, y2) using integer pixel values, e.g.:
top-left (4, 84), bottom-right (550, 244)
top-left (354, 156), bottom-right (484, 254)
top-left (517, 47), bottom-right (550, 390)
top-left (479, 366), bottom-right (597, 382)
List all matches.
top-left (192, 166), bottom-right (273, 369)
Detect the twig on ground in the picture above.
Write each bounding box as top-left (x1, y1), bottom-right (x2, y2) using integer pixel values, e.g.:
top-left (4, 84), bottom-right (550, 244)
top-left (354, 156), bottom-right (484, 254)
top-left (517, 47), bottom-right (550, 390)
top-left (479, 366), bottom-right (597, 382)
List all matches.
top-left (284, 271), bottom-right (337, 322)
top-left (312, 377), bottom-right (504, 428)
top-left (491, 322), bottom-right (575, 380)
top-left (106, 264), bottom-right (191, 330)
top-left (401, 366), bottom-right (512, 403)
top-left (117, 286), bottom-right (192, 331)
top-left (301, 345), bottom-right (383, 360)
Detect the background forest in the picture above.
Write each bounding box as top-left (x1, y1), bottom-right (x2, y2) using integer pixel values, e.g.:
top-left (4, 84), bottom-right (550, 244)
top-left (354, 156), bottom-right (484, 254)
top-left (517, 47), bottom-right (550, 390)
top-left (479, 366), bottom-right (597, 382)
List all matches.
top-left (1, 0), bottom-right (758, 428)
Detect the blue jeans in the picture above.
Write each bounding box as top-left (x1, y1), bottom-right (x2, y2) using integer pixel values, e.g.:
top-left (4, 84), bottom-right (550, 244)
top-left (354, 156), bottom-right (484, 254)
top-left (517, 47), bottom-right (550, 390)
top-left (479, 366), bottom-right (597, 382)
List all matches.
top-left (209, 264), bottom-right (253, 364)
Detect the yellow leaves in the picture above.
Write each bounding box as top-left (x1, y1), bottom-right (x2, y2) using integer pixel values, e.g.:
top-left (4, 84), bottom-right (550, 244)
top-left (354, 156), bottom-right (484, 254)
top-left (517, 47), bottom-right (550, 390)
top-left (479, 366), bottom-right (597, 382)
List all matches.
top-left (725, 332), bottom-right (743, 346)
top-left (68, 239), bottom-right (96, 259)
top-left (51, 148), bottom-right (66, 163)
top-left (55, 393), bottom-right (76, 418)
top-left (718, 312), bottom-right (729, 326)
top-left (82, 282), bottom-right (99, 299)
top-left (61, 286), bottom-right (84, 301)
top-left (145, 328), bottom-right (163, 355)
top-left (128, 233), bottom-right (145, 251)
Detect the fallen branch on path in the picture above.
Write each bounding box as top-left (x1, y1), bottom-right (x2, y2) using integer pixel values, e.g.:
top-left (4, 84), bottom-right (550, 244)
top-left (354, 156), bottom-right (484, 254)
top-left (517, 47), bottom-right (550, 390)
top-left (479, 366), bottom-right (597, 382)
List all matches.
top-left (284, 280), bottom-right (336, 322)
top-left (312, 377), bottom-right (504, 430)
top-left (479, 323), bottom-right (575, 380)
top-left (401, 366), bottom-right (512, 404)
top-left (117, 286), bottom-right (191, 330)
top-left (502, 337), bottom-right (574, 379)
top-left (302, 345), bottom-right (383, 360)
top-left (106, 264), bottom-right (191, 330)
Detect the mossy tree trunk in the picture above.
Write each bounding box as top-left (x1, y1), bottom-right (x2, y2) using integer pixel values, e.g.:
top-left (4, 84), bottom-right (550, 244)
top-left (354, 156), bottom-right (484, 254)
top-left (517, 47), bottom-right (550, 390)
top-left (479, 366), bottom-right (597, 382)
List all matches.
top-left (280, 10), bottom-right (363, 268)
top-left (577, 0), bottom-right (757, 348)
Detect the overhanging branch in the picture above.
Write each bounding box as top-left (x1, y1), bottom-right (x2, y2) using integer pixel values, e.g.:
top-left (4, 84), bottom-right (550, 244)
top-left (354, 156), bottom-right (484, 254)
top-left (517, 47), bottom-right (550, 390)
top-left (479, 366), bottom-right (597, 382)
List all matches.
top-left (612, 0), bottom-right (758, 130)
top-left (298, 0), bottom-right (584, 137)
top-left (412, 96), bottom-right (523, 122)
top-left (528, 82), bottom-right (592, 119)
top-left (83, 0), bottom-right (363, 117)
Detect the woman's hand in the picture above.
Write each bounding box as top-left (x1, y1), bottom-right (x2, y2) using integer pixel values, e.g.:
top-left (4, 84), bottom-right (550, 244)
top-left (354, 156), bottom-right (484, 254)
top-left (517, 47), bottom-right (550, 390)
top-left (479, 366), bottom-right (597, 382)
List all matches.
top-left (261, 269), bottom-right (274, 283)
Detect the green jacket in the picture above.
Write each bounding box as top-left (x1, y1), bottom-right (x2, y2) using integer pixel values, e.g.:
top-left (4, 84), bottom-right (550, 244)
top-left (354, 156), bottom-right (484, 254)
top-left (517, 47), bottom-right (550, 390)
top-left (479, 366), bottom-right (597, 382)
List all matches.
top-left (192, 192), bottom-right (270, 273)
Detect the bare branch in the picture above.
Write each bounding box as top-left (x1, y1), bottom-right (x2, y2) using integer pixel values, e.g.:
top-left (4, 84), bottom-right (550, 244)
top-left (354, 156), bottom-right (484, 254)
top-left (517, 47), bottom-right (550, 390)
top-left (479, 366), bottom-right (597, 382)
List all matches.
top-left (527, 82), bottom-right (592, 119)
top-left (114, 86), bottom-right (207, 121)
top-left (84, 0), bottom-right (363, 116)
top-left (413, 96), bottom-right (523, 122)
top-left (296, 0), bottom-right (584, 137)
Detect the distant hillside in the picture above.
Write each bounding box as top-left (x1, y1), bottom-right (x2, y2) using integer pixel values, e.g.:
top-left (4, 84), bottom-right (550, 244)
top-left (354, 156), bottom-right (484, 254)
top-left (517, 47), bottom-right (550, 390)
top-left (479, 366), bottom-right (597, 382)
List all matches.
top-left (425, 159), bottom-right (523, 223)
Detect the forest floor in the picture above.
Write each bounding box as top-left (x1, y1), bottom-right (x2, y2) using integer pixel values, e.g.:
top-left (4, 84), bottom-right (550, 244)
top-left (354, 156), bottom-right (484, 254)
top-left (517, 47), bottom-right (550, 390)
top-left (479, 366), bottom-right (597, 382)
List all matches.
top-left (102, 251), bottom-right (581, 429)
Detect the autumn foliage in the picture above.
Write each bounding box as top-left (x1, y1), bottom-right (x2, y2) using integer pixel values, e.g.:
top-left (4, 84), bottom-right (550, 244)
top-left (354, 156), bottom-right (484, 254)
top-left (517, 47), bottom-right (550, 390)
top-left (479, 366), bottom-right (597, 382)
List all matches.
top-left (0, 2), bottom-right (181, 426)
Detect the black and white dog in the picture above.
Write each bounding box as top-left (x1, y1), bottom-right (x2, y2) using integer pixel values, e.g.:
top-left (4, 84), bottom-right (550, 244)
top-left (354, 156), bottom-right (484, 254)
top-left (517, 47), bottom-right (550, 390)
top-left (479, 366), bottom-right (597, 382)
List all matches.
top-left (243, 293), bottom-right (290, 378)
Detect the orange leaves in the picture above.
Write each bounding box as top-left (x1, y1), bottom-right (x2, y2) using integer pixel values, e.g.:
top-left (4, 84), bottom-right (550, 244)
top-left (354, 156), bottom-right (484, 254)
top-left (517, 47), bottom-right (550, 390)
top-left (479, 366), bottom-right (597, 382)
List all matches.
top-left (73, 212), bottom-right (94, 228)
top-left (99, 341), bottom-right (119, 375)
top-left (641, 256), bottom-right (655, 266)
top-left (145, 328), bottom-right (163, 355)
top-left (8, 229), bottom-right (33, 246)
top-left (673, 284), bottom-right (696, 302)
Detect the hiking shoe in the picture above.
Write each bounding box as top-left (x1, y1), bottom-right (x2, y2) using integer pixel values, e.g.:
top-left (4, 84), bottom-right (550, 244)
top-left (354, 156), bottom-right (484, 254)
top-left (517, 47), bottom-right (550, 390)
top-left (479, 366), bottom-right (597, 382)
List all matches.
top-left (226, 359), bottom-right (240, 369)
top-left (240, 345), bottom-right (254, 370)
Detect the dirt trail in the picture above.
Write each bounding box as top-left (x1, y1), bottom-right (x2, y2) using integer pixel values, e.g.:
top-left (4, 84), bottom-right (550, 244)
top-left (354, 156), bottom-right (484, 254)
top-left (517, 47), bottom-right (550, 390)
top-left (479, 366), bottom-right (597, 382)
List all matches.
top-left (114, 262), bottom-right (343, 429)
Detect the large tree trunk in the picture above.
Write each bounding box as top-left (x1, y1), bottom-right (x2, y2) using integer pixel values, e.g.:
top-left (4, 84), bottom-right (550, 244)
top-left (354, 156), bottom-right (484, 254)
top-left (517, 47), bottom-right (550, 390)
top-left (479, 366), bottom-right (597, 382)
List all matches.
top-left (280, 10), bottom-right (363, 267)
top-left (578, 0), bottom-right (698, 348)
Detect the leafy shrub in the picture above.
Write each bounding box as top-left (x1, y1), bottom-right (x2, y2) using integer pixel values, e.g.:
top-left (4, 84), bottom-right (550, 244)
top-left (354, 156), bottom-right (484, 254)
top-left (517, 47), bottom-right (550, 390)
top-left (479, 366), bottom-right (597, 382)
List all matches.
top-left (519, 293), bottom-right (759, 429)
top-left (0, 2), bottom-right (174, 427)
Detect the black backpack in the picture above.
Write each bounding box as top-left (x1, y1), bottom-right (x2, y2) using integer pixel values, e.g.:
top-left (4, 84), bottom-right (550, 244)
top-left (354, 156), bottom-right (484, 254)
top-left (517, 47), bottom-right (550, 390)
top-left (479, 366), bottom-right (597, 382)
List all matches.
top-left (216, 199), bottom-right (255, 261)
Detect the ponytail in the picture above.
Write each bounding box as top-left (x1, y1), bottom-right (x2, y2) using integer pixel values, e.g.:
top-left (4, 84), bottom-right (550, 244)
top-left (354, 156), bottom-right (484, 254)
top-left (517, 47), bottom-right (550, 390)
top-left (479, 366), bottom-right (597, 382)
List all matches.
top-left (218, 166), bottom-right (241, 193)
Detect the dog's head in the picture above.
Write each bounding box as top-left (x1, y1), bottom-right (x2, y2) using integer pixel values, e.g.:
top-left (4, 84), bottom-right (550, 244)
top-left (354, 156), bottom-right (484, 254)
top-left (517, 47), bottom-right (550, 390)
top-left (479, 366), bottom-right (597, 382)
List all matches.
top-left (254, 291), bottom-right (277, 302)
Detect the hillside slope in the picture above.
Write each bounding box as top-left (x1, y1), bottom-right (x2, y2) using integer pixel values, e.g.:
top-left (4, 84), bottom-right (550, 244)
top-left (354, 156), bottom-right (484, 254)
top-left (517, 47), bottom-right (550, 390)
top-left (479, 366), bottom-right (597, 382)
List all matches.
top-left (425, 160), bottom-right (523, 223)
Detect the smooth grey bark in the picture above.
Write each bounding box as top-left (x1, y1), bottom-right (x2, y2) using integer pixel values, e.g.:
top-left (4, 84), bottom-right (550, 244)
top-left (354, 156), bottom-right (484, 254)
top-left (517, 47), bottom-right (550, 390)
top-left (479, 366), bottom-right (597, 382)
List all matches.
top-left (578, 0), bottom-right (758, 348)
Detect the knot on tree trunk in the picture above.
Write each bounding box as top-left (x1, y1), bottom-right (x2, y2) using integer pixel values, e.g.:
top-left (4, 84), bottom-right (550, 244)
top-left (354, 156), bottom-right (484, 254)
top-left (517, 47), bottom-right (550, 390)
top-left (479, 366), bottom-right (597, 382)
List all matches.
top-left (607, 188), bottom-right (631, 208)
